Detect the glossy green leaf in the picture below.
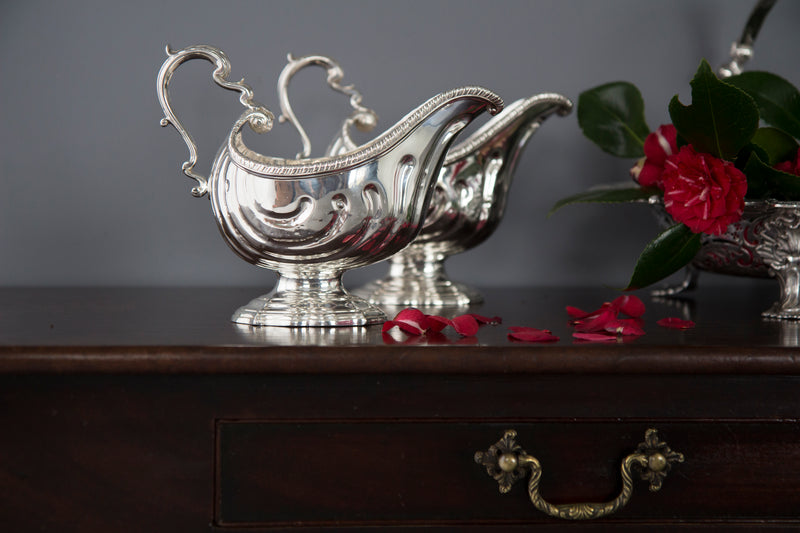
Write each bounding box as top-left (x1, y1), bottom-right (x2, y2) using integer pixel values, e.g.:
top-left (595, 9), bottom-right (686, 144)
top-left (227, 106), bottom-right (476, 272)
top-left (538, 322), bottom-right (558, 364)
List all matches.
top-left (624, 224), bottom-right (702, 291)
top-left (668, 59), bottom-right (759, 160)
top-left (750, 127), bottom-right (799, 166)
top-left (548, 183), bottom-right (660, 217)
top-left (578, 82), bottom-right (650, 158)
top-left (726, 71), bottom-right (800, 140)
top-left (743, 150), bottom-right (800, 201)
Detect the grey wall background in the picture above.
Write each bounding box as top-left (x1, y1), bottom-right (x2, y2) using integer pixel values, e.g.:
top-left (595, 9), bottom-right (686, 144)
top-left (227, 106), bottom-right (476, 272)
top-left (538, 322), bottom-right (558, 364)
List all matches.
top-left (1, 0), bottom-right (798, 291)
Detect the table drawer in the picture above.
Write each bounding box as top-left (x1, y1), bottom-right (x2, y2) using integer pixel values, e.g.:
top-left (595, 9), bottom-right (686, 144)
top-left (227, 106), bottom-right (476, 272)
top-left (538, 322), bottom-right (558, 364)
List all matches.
top-left (215, 419), bottom-right (800, 528)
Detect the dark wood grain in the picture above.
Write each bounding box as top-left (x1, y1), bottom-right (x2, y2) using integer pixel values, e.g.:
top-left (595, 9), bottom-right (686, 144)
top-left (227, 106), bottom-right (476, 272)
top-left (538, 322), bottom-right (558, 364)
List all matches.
top-left (1, 285), bottom-right (799, 374)
top-left (217, 420), bottom-right (800, 526)
top-left (1, 286), bottom-right (799, 532)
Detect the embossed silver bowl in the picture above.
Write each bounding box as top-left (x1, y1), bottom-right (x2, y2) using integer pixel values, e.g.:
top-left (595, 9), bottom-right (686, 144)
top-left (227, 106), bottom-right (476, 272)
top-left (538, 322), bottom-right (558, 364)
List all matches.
top-left (653, 200), bottom-right (800, 320)
top-left (355, 94), bottom-right (573, 306)
top-left (157, 45), bottom-right (503, 327)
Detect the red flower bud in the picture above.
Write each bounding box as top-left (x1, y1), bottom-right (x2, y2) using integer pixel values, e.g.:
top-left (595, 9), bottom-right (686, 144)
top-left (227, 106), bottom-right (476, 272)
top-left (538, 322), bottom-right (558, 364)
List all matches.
top-left (631, 124), bottom-right (677, 188)
top-left (775, 147), bottom-right (800, 177)
top-left (661, 145), bottom-right (747, 236)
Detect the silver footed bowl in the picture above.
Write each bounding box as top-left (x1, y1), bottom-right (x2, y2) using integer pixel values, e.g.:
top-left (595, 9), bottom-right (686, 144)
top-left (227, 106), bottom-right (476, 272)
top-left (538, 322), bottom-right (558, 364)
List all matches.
top-left (356, 94), bottom-right (573, 306)
top-left (652, 199), bottom-right (800, 320)
top-left (157, 45), bottom-right (503, 327)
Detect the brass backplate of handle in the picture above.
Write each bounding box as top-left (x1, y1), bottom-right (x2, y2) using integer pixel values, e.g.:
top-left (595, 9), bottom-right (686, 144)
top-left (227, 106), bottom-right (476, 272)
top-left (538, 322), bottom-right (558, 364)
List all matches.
top-left (474, 428), bottom-right (684, 520)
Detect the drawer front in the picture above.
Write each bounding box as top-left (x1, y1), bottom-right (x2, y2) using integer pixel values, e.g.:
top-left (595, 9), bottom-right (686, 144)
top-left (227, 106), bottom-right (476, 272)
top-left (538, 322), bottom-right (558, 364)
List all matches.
top-left (215, 420), bottom-right (800, 528)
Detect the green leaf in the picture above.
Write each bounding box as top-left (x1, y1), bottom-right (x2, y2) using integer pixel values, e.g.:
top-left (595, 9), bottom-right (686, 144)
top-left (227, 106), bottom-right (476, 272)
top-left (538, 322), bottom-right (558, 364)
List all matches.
top-left (726, 71), bottom-right (800, 140)
top-left (743, 150), bottom-right (800, 201)
top-left (751, 127), bottom-right (799, 166)
top-left (549, 183), bottom-right (660, 217)
top-left (738, 144), bottom-right (771, 198)
top-left (578, 82), bottom-right (650, 158)
top-left (668, 59), bottom-right (759, 160)
top-left (624, 224), bottom-right (702, 291)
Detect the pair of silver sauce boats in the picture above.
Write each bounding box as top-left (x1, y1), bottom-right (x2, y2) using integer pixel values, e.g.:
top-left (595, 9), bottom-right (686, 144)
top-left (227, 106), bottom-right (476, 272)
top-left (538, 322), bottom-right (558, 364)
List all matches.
top-left (157, 45), bottom-right (572, 327)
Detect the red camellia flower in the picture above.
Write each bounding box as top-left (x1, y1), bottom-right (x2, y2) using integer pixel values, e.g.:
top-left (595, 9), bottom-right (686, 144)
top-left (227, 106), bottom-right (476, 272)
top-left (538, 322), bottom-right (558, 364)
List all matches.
top-left (661, 145), bottom-right (747, 236)
top-left (630, 124), bottom-right (678, 188)
top-left (775, 147), bottom-right (800, 176)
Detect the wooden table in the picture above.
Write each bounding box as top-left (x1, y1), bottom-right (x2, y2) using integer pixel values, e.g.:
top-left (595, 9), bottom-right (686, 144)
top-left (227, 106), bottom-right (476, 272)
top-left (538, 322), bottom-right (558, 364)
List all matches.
top-left (1, 286), bottom-right (799, 532)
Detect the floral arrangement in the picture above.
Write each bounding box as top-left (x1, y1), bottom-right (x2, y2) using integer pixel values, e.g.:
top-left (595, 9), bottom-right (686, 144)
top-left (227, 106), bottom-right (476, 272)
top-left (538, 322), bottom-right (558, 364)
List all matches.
top-left (552, 59), bottom-right (800, 290)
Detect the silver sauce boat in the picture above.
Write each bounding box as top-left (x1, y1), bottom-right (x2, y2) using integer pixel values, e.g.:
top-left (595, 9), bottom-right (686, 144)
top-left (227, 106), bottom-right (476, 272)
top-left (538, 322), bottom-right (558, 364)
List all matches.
top-left (157, 45), bottom-right (503, 327)
top-left (295, 56), bottom-right (572, 306)
top-left (353, 93), bottom-right (572, 306)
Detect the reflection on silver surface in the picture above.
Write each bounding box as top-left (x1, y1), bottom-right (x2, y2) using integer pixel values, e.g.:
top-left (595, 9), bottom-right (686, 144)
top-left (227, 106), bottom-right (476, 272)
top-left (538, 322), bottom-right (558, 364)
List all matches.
top-left (358, 94), bottom-right (572, 306)
top-left (157, 45), bottom-right (503, 327)
top-left (775, 319), bottom-right (800, 346)
top-left (651, 296), bottom-right (695, 321)
top-left (233, 323), bottom-right (377, 345)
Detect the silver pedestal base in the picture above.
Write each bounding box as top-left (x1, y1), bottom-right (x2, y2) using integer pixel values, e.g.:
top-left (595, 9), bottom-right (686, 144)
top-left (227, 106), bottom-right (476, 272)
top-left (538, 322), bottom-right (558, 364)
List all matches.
top-left (359, 257), bottom-right (483, 307)
top-left (649, 201), bottom-right (800, 321)
top-left (232, 274), bottom-right (386, 327)
top-left (762, 265), bottom-right (800, 320)
top-left (762, 304), bottom-right (800, 320)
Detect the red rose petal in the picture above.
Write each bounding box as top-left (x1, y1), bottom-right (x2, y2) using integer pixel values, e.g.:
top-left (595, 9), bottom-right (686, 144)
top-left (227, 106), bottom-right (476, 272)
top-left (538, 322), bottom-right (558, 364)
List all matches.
top-left (451, 314), bottom-right (480, 336)
top-left (508, 327), bottom-right (559, 342)
top-left (568, 302), bottom-right (615, 325)
top-left (566, 306), bottom-right (591, 319)
top-left (572, 306), bottom-right (617, 333)
top-left (469, 313), bottom-right (502, 324)
top-left (657, 317), bottom-right (695, 329)
top-left (387, 308), bottom-right (430, 335)
top-left (573, 332), bottom-right (618, 342)
top-left (603, 318), bottom-right (646, 336)
top-left (426, 315), bottom-right (452, 333)
top-left (394, 307), bottom-right (430, 327)
top-left (394, 322), bottom-right (425, 335)
top-left (508, 326), bottom-right (553, 334)
top-left (611, 294), bottom-right (646, 318)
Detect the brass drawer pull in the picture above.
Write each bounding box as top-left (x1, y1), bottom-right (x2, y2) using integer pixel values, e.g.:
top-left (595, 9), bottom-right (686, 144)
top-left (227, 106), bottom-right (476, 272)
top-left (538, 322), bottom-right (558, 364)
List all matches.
top-left (474, 428), bottom-right (684, 520)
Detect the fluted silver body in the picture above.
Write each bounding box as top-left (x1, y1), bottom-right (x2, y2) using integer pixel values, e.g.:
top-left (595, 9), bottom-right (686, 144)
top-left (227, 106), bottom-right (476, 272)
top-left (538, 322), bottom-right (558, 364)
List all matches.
top-left (157, 45), bottom-right (502, 327)
top-left (358, 94), bottom-right (572, 306)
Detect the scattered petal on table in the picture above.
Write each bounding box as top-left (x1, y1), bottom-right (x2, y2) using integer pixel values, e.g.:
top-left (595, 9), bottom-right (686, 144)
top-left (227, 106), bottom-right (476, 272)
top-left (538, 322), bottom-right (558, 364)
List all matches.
top-left (610, 294), bottom-right (646, 317)
top-left (508, 326), bottom-right (554, 334)
top-left (383, 308), bottom-right (430, 335)
top-left (604, 318), bottom-right (646, 336)
top-left (469, 313), bottom-right (502, 324)
top-left (566, 305), bottom-right (591, 319)
top-left (426, 315), bottom-right (452, 333)
top-left (657, 317), bottom-right (696, 329)
top-left (573, 306), bottom-right (618, 333)
top-left (451, 314), bottom-right (480, 337)
top-left (573, 332), bottom-right (618, 342)
top-left (508, 327), bottom-right (559, 343)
